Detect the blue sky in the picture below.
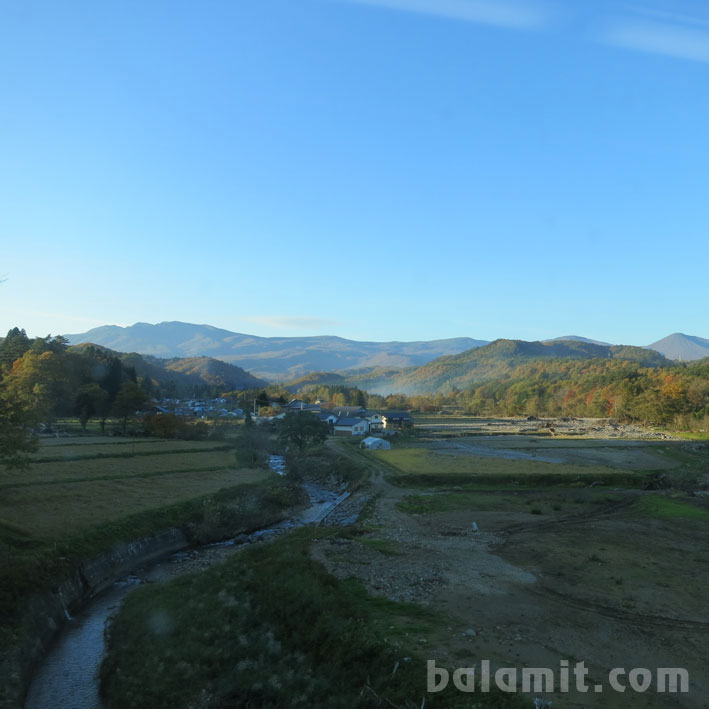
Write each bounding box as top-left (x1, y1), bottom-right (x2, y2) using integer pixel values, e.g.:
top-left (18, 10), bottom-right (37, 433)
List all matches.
top-left (1, 0), bottom-right (708, 346)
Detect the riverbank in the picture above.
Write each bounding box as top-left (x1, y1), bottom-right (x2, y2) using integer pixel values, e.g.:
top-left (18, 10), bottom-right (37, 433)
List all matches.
top-left (0, 478), bottom-right (299, 709)
top-left (22, 474), bottom-right (358, 709)
top-left (99, 526), bottom-right (525, 709)
top-left (1, 436), bottom-right (371, 707)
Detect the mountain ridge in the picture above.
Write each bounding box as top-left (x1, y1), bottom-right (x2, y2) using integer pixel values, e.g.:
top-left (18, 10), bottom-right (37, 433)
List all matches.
top-left (62, 322), bottom-right (709, 384)
top-left (64, 321), bottom-right (488, 380)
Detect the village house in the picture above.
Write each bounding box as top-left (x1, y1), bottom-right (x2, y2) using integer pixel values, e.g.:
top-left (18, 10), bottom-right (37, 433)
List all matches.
top-left (381, 412), bottom-right (414, 429)
top-left (332, 405), bottom-right (367, 418)
top-left (363, 412), bottom-right (384, 432)
top-left (318, 412), bottom-right (339, 427)
top-left (333, 417), bottom-right (369, 436)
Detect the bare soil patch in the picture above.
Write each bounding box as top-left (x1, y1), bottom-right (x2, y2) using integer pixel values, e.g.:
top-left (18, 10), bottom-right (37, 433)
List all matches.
top-left (318, 437), bottom-right (709, 707)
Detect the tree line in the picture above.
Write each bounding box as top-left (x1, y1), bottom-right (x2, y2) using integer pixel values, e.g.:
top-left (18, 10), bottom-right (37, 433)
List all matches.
top-left (247, 358), bottom-right (709, 429)
top-left (0, 328), bottom-right (154, 465)
top-left (377, 358), bottom-right (709, 428)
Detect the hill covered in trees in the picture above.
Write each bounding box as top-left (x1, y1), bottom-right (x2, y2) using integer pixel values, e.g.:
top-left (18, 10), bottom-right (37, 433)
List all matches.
top-left (278, 340), bottom-right (709, 429)
top-left (283, 361), bottom-right (709, 430)
top-left (341, 339), bottom-right (669, 395)
top-left (90, 348), bottom-right (267, 395)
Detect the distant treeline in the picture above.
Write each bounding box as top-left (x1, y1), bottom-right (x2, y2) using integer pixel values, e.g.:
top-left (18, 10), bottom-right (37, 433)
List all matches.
top-left (255, 358), bottom-right (709, 429)
top-left (456, 358), bottom-right (709, 425)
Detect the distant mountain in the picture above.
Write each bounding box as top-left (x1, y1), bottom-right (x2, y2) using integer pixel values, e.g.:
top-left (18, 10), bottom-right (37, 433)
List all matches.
top-left (70, 343), bottom-right (266, 393)
top-left (64, 321), bottom-right (488, 380)
top-left (544, 335), bottom-right (612, 346)
top-left (645, 333), bottom-right (709, 362)
top-left (342, 338), bottom-right (668, 395)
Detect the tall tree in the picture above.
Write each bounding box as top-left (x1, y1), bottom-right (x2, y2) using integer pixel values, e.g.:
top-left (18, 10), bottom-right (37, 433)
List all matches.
top-left (0, 381), bottom-right (38, 468)
top-left (2, 349), bottom-right (76, 422)
top-left (73, 383), bottom-right (109, 432)
top-left (277, 411), bottom-right (329, 451)
top-left (111, 382), bottom-right (149, 434)
top-left (0, 327), bottom-right (32, 369)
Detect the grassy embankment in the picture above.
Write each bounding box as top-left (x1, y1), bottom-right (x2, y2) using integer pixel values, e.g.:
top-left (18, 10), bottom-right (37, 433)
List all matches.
top-left (0, 435), bottom-right (296, 656)
top-left (100, 527), bottom-right (526, 709)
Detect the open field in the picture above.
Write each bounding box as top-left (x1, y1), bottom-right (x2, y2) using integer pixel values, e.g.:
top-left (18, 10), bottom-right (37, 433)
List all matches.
top-left (320, 432), bottom-right (709, 707)
top-left (377, 446), bottom-right (632, 480)
top-left (411, 414), bottom-right (685, 441)
top-left (0, 437), bottom-right (268, 541)
top-left (31, 436), bottom-right (230, 457)
top-left (373, 434), bottom-right (708, 488)
top-left (1, 468), bottom-right (267, 540)
top-left (0, 433), bottom-right (287, 673)
top-left (1, 448), bottom-right (237, 488)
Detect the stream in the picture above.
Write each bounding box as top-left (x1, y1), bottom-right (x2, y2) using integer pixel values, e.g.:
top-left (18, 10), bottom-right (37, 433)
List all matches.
top-left (24, 480), bottom-right (352, 709)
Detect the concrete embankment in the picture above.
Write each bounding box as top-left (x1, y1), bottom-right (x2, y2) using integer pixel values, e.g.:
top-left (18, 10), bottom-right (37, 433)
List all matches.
top-left (5, 479), bottom-right (359, 709)
top-left (0, 528), bottom-right (188, 709)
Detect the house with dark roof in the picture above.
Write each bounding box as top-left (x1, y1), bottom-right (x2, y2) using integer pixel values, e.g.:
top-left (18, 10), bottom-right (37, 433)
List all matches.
top-left (333, 417), bottom-right (369, 436)
top-left (363, 412), bottom-right (384, 432)
top-left (285, 399), bottom-right (309, 410)
top-left (332, 406), bottom-right (367, 418)
top-left (381, 412), bottom-right (414, 429)
top-left (318, 412), bottom-right (339, 426)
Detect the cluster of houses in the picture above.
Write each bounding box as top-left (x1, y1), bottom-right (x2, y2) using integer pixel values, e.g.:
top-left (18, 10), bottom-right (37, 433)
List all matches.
top-left (281, 400), bottom-right (414, 437)
top-left (152, 398), bottom-right (243, 418)
top-left (147, 397), bottom-right (414, 442)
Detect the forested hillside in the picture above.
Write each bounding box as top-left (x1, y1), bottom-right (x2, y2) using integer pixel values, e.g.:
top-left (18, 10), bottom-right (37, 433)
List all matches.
top-left (343, 339), bottom-right (668, 394)
top-left (456, 357), bottom-right (709, 424)
top-left (282, 342), bottom-right (709, 429)
top-left (0, 328), bottom-right (266, 465)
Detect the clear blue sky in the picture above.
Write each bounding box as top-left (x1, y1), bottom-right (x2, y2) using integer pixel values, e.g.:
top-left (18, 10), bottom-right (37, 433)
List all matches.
top-left (2, 0), bottom-right (708, 345)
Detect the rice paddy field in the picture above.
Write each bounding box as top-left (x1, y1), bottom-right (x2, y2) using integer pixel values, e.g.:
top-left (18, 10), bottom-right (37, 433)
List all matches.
top-left (0, 437), bottom-right (266, 540)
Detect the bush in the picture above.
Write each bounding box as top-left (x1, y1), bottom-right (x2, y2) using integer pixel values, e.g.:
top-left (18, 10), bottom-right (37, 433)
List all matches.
top-left (143, 414), bottom-right (209, 441)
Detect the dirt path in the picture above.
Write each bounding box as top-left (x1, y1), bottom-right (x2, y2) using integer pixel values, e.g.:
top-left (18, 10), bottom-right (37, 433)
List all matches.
top-left (317, 439), bottom-right (709, 708)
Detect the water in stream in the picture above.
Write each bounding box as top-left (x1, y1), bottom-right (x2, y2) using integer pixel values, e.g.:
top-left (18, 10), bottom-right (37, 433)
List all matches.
top-left (24, 482), bottom-right (350, 709)
top-left (24, 578), bottom-right (140, 709)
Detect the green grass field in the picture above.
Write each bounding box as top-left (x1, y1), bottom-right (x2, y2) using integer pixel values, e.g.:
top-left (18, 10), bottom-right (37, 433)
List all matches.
top-left (372, 447), bottom-right (635, 488)
top-left (634, 495), bottom-right (709, 520)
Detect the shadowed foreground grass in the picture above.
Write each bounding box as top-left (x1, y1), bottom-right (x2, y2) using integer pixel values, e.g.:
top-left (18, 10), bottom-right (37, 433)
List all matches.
top-left (100, 529), bottom-right (526, 709)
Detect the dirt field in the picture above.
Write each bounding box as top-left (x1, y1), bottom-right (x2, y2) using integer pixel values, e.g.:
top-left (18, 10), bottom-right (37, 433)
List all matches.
top-left (412, 415), bottom-right (681, 441)
top-left (319, 432), bottom-right (709, 707)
